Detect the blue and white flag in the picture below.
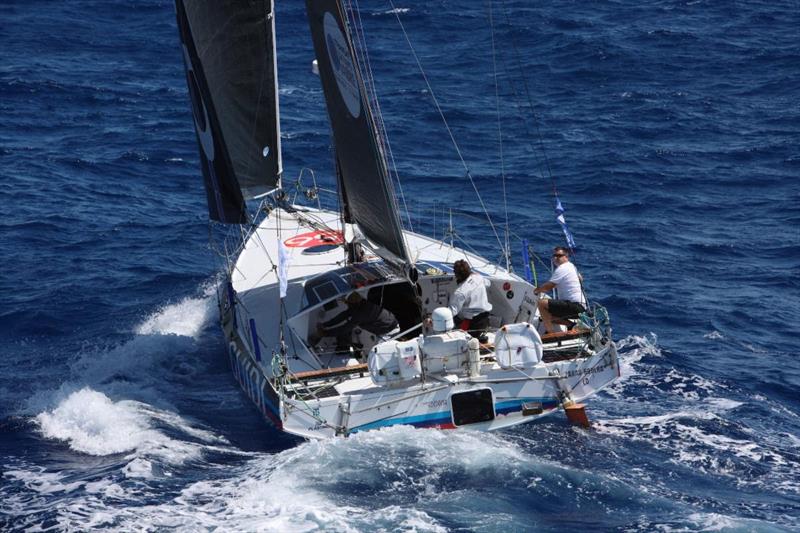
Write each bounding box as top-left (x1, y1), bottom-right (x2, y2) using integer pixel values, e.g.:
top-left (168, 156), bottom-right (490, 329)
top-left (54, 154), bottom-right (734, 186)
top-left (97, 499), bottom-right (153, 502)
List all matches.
top-left (554, 197), bottom-right (576, 250)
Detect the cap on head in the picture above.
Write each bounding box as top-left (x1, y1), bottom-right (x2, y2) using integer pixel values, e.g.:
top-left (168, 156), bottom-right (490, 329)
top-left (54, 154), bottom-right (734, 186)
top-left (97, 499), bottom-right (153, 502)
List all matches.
top-left (453, 259), bottom-right (471, 283)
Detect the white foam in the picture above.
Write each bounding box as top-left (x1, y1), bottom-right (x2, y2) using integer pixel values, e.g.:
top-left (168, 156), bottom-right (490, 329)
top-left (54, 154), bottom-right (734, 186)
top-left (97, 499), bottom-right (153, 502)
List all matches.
top-left (596, 397), bottom-right (797, 489)
top-left (35, 387), bottom-right (156, 456)
top-left (123, 457), bottom-right (155, 478)
top-left (134, 282), bottom-right (217, 338)
top-left (13, 426), bottom-right (575, 531)
top-left (617, 332), bottom-right (661, 356)
top-left (82, 428), bottom-right (480, 530)
top-left (742, 342), bottom-right (768, 354)
top-left (3, 468), bottom-right (84, 495)
top-left (662, 368), bottom-right (723, 400)
top-left (591, 336), bottom-right (800, 499)
top-left (19, 422), bottom-right (792, 531)
top-left (597, 397), bottom-right (741, 433)
top-left (33, 388), bottom-right (231, 477)
top-left (686, 512), bottom-right (771, 532)
top-left (374, 507), bottom-right (447, 532)
top-left (140, 403), bottom-right (229, 445)
top-left (703, 330), bottom-right (724, 340)
top-left (705, 397), bottom-right (742, 410)
top-left (14, 280), bottom-right (226, 419)
top-left (378, 7), bottom-right (410, 15)
top-left (602, 333), bottom-right (661, 398)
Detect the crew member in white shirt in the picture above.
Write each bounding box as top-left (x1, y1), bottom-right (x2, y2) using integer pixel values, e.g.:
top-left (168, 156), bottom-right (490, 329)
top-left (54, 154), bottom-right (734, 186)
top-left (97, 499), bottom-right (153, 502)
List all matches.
top-left (449, 259), bottom-right (492, 341)
top-left (533, 247), bottom-right (586, 333)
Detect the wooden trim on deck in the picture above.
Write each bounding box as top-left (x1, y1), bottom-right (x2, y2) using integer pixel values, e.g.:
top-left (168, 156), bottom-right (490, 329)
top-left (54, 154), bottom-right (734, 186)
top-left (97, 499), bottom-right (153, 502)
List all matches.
top-left (290, 363), bottom-right (368, 382)
top-left (540, 328), bottom-right (590, 344)
top-left (480, 328), bottom-right (589, 352)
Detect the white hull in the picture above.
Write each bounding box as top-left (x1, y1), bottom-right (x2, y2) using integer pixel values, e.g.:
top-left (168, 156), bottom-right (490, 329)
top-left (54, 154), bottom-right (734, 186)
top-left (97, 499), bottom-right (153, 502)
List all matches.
top-left (219, 204), bottom-right (619, 439)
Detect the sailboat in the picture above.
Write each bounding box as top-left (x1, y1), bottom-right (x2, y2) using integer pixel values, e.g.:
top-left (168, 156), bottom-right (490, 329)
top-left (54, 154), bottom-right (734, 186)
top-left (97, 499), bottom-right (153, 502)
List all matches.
top-left (174, 0), bottom-right (619, 439)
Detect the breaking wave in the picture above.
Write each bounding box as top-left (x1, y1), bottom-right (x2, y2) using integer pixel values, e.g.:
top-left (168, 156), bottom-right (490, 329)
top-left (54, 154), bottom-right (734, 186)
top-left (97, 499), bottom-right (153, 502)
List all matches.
top-left (19, 280), bottom-right (220, 416)
top-left (33, 388), bottom-right (231, 469)
top-left (134, 282), bottom-right (218, 338)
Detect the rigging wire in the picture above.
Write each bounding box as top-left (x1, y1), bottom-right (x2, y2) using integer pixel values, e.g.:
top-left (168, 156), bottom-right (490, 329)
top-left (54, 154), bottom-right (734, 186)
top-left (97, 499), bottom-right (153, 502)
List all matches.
top-left (346, 0), bottom-right (414, 232)
top-left (488, 0), bottom-right (511, 271)
top-left (385, 0), bottom-right (505, 256)
top-left (497, 0), bottom-right (555, 185)
top-left (496, 0), bottom-right (578, 254)
top-left (352, 0), bottom-right (414, 231)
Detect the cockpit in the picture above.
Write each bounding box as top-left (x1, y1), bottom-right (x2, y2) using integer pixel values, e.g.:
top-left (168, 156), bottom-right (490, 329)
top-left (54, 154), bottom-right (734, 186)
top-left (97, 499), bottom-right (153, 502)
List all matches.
top-left (287, 261), bottom-right (538, 369)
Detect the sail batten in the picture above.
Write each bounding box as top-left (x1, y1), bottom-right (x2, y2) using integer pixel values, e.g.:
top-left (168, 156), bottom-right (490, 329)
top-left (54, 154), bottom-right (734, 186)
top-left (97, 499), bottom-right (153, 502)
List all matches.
top-left (306, 0), bottom-right (410, 265)
top-left (176, 0), bottom-right (281, 223)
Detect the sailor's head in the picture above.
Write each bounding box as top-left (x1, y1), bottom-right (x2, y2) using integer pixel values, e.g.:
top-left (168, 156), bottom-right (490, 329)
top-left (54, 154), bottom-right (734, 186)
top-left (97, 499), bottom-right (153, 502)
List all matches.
top-left (552, 246), bottom-right (570, 265)
top-left (453, 259), bottom-right (471, 284)
top-left (344, 291), bottom-right (363, 306)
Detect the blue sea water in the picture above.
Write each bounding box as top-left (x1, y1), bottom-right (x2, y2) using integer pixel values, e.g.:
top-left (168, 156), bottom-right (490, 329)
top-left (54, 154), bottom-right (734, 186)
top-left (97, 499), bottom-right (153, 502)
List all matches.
top-left (2, 0), bottom-right (799, 530)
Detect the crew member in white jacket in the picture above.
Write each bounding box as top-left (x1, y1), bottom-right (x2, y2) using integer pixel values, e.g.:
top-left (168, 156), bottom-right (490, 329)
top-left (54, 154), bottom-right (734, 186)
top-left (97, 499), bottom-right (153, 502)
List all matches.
top-left (449, 259), bottom-right (492, 341)
top-left (533, 246), bottom-right (586, 333)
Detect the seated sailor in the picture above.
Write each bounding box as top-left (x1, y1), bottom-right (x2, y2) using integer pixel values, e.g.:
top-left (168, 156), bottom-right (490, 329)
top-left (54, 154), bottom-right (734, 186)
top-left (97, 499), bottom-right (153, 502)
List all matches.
top-left (449, 260), bottom-right (492, 342)
top-left (533, 246), bottom-right (586, 333)
top-left (318, 291), bottom-right (399, 354)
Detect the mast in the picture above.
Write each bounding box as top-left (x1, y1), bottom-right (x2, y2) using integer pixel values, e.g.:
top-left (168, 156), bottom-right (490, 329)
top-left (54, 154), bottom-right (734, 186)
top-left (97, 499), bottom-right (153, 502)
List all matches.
top-left (268, 0), bottom-right (283, 188)
top-left (334, 156), bottom-right (365, 263)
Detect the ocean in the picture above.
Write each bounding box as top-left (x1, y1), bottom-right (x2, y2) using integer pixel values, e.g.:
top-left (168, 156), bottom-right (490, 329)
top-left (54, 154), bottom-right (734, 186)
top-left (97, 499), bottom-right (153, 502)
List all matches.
top-left (1, 0), bottom-right (799, 530)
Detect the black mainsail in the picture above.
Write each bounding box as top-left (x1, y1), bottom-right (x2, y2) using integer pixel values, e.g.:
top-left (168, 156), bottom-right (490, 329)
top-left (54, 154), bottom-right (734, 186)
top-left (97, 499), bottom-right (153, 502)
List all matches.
top-left (176, 0), bottom-right (282, 224)
top-left (306, 0), bottom-right (410, 266)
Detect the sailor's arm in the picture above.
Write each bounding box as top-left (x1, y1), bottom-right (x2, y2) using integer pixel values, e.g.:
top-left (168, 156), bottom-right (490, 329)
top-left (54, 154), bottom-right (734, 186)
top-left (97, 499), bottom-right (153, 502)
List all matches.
top-left (448, 288), bottom-right (466, 317)
top-left (533, 281), bottom-right (556, 295)
top-left (321, 309), bottom-right (351, 331)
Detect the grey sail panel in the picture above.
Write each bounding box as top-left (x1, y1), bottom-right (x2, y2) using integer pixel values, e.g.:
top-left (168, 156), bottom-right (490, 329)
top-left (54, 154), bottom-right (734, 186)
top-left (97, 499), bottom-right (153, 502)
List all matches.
top-left (176, 0), bottom-right (281, 221)
top-left (175, 0), bottom-right (245, 223)
top-left (305, 0), bottom-right (409, 264)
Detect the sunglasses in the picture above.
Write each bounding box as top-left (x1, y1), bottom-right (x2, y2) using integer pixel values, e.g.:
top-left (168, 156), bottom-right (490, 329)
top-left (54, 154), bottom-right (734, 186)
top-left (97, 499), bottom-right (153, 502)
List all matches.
top-left (552, 253), bottom-right (566, 258)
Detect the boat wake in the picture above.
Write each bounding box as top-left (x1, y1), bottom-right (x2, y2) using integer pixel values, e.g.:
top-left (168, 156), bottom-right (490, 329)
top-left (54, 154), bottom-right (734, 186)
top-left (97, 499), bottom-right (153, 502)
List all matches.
top-left (589, 334), bottom-right (800, 528)
top-left (21, 281), bottom-right (220, 414)
top-left (15, 279), bottom-right (236, 457)
top-left (4, 419), bottom-right (787, 531)
top-left (4, 314), bottom-right (796, 531)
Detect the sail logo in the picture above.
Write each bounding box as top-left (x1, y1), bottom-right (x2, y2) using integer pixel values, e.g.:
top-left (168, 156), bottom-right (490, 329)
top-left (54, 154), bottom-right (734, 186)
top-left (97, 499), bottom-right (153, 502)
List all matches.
top-left (284, 230), bottom-right (344, 248)
top-left (323, 12), bottom-right (362, 118)
top-left (181, 45), bottom-right (215, 162)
